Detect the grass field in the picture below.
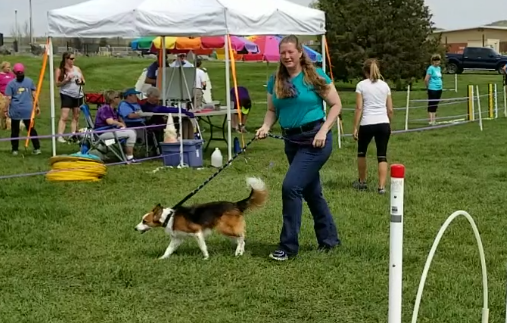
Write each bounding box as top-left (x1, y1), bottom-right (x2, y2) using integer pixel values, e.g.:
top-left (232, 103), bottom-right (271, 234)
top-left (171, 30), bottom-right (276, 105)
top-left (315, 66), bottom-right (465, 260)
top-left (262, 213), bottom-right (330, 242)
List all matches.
top-left (1, 55), bottom-right (507, 323)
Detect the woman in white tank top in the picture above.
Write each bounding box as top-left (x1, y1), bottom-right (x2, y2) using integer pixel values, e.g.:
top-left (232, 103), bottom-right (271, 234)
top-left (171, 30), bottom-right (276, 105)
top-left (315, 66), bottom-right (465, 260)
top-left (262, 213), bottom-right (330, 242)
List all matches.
top-left (55, 52), bottom-right (85, 143)
top-left (352, 59), bottom-right (393, 194)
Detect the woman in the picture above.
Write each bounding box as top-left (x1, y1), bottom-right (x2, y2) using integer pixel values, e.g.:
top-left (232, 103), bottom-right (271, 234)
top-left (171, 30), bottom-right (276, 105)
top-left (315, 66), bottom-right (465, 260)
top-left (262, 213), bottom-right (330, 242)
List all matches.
top-left (94, 90), bottom-right (137, 162)
top-left (352, 59), bottom-right (393, 194)
top-left (5, 63), bottom-right (41, 155)
top-left (425, 54), bottom-right (443, 125)
top-left (256, 35), bottom-right (342, 261)
top-left (0, 61), bottom-right (15, 130)
top-left (56, 52), bottom-right (85, 143)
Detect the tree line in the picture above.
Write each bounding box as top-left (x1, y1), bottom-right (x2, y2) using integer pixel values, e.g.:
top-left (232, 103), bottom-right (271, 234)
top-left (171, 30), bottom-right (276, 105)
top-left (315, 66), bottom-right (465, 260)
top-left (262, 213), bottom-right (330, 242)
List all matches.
top-left (315, 0), bottom-right (445, 90)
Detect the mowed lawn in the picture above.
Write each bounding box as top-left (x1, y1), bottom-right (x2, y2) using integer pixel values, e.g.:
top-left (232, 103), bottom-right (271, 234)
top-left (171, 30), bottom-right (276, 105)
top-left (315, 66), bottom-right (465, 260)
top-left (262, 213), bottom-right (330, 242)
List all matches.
top-left (1, 55), bottom-right (507, 322)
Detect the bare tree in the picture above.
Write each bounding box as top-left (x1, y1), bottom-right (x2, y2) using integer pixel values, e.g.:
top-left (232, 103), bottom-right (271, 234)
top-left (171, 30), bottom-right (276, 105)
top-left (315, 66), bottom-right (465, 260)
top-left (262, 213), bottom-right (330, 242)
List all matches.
top-left (308, 0), bottom-right (319, 9)
top-left (22, 20), bottom-right (30, 44)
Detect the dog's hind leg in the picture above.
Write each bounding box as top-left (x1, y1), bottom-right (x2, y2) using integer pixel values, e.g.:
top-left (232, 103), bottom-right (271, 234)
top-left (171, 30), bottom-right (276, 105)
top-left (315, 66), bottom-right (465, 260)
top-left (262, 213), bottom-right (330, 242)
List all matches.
top-left (234, 234), bottom-right (245, 257)
top-left (194, 231), bottom-right (209, 260)
top-left (159, 237), bottom-right (184, 260)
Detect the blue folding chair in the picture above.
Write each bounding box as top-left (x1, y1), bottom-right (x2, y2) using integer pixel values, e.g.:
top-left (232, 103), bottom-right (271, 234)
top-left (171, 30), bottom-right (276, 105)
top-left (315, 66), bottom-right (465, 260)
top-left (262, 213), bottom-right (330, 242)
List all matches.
top-left (79, 103), bottom-right (127, 162)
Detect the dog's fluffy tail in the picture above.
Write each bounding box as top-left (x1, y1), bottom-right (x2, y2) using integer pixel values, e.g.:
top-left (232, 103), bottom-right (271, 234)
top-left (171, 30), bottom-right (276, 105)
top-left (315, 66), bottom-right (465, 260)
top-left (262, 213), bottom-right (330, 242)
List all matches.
top-left (236, 177), bottom-right (268, 212)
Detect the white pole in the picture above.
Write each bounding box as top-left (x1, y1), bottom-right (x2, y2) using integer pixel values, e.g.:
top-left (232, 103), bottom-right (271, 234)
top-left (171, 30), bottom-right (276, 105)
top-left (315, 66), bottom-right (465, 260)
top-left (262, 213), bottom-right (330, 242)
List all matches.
top-left (224, 35), bottom-right (232, 161)
top-left (454, 73), bottom-right (458, 92)
top-left (48, 37), bottom-right (56, 156)
top-left (336, 118), bottom-right (341, 149)
top-left (178, 100), bottom-right (183, 167)
top-left (404, 85), bottom-right (410, 130)
top-left (471, 86), bottom-right (475, 121)
top-left (388, 164), bottom-right (405, 323)
top-left (504, 85), bottom-right (507, 117)
top-left (162, 37), bottom-right (166, 105)
top-left (476, 85), bottom-right (483, 131)
top-left (494, 83), bottom-right (498, 119)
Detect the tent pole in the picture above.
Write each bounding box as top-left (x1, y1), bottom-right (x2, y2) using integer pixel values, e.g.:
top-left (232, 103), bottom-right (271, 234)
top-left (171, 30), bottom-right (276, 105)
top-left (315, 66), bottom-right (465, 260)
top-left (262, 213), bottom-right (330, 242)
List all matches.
top-left (49, 36), bottom-right (56, 156)
top-left (162, 37), bottom-right (166, 105)
top-left (224, 35), bottom-right (232, 160)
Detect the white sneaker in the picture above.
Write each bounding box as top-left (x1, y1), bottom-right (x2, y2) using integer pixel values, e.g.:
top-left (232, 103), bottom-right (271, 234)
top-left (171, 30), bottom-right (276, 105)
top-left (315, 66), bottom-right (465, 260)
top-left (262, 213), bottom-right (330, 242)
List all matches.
top-left (33, 149), bottom-right (41, 155)
top-left (12, 151), bottom-right (18, 156)
top-left (57, 137), bottom-right (66, 143)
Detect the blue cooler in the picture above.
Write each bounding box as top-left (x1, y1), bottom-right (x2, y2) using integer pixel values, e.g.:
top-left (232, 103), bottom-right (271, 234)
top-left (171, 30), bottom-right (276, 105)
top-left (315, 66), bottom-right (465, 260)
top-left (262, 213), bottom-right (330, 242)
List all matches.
top-left (159, 140), bottom-right (204, 167)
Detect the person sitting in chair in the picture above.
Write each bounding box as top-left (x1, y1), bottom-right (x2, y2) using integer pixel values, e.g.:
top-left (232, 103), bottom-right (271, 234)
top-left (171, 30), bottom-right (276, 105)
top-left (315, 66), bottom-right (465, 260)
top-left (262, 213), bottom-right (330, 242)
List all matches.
top-left (94, 90), bottom-right (137, 162)
top-left (142, 87), bottom-right (194, 140)
top-left (118, 87), bottom-right (158, 152)
top-left (118, 88), bottom-right (145, 127)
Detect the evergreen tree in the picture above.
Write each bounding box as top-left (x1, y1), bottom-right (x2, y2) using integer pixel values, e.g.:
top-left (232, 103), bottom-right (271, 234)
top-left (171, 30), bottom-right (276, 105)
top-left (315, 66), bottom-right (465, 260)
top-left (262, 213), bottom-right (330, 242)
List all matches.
top-left (318, 0), bottom-right (444, 89)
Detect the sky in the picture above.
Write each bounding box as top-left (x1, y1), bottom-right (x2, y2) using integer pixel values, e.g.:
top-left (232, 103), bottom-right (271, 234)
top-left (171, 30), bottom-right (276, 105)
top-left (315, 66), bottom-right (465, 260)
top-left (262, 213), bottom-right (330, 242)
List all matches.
top-left (0, 0), bottom-right (505, 37)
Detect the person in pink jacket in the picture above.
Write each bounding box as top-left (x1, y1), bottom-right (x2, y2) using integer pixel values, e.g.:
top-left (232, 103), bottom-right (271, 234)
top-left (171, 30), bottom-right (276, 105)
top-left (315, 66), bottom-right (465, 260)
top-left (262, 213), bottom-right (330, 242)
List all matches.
top-left (0, 61), bottom-right (16, 130)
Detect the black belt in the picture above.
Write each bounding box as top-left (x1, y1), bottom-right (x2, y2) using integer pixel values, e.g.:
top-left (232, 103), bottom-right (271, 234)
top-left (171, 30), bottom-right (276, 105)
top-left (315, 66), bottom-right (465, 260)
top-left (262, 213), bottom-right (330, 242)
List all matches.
top-left (282, 119), bottom-right (323, 136)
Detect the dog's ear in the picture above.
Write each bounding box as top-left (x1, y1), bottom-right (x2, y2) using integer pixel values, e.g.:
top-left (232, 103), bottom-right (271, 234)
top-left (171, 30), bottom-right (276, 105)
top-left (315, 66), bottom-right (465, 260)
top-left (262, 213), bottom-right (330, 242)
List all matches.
top-left (153, 206), bottom-right (164, 222)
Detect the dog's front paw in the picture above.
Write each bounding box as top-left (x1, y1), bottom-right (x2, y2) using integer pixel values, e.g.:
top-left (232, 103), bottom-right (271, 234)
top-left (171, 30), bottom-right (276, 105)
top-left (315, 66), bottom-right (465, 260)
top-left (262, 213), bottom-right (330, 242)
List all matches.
top-left (158, 255), bottom-right (170, 260)
top-left (203, 256), bottom-right (209, 260)
top-left (235, 249), bottom-right (244, 257)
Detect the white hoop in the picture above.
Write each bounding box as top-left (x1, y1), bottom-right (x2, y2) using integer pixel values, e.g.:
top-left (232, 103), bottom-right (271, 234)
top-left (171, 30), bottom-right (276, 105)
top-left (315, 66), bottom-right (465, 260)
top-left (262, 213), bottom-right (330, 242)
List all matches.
top-left (411, 210), bottom-right (489, 323)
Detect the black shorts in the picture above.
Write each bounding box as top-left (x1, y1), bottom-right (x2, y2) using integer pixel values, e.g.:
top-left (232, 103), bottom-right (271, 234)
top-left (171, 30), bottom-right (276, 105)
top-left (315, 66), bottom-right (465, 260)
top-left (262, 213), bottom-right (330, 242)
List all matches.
top-left (60, 93), bottom-right (83, 109)
top-left (357, 123), bottom-right (390, 160)
top-left (427, 89), bottom-right (442, 113)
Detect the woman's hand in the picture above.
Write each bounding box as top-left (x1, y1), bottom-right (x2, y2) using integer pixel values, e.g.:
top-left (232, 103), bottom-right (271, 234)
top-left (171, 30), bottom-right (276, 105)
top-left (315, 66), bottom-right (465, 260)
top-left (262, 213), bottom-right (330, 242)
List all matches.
top-left (353, 128), bottom-right (359, 141)
top-left (255, 124), bottom-right (270, 139)
top-left (36, 107), bottom-right (40, 116)
top-left (312, 128), bottom-right (328, 148)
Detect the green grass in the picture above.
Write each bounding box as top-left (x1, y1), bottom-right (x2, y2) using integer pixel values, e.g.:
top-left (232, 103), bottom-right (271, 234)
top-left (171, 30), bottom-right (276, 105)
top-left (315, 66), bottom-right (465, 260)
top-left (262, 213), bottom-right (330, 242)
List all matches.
top-left (1, 56), bottom-right (507, 322)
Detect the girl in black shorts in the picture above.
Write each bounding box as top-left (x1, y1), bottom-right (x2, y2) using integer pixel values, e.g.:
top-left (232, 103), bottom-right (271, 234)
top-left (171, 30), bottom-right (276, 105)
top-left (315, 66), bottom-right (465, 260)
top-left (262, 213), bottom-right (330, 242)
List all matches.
top-left (352, 59), bottom-right (394, 194)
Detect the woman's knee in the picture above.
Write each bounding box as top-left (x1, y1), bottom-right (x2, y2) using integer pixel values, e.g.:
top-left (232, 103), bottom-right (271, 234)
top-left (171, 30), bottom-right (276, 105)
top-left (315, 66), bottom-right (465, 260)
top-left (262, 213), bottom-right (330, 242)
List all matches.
top-left (282, 177), bottom-right (302, 198)
top-left (72, 110), bottom-right (81, 121)
top-left (126, 130), bottom-right (137, 146)
top-left (59, 109), bottom-right (70, 121)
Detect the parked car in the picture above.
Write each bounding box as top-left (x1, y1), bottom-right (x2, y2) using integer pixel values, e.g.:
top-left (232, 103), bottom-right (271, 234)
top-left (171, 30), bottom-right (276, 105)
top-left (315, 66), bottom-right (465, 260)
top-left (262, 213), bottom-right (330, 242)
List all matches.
top-left (445, 47), bottom-right (507, 74)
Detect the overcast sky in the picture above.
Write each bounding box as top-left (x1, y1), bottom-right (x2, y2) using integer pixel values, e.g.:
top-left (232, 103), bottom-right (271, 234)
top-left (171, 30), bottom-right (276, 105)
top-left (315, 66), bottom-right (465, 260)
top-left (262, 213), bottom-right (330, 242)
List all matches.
top-left (1, 0), bottom-right (505, 37)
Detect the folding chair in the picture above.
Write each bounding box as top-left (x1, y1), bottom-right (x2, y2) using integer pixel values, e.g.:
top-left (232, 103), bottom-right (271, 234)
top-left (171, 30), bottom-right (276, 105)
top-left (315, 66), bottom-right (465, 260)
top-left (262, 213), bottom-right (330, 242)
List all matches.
top-left (79, 103), bottom-right (127, 162)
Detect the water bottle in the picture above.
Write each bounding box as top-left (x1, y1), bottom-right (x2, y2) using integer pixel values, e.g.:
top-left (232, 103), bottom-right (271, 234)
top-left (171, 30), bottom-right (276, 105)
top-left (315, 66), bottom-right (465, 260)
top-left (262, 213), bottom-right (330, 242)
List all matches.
top-left (211, 147), bottom-right (223, 168)
top-left (234, 137), bottom-right (241, 155)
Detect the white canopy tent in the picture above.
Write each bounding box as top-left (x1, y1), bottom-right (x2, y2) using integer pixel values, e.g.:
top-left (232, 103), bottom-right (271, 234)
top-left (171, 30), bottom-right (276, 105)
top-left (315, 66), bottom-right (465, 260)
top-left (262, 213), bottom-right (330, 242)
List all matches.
top-left (47, 0), bottom-right (327, 160)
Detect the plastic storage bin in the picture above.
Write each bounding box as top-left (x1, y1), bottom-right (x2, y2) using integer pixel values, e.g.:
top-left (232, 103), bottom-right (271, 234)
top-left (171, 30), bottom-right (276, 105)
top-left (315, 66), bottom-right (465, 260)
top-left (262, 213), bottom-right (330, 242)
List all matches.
top-left (159, 140), bottom-right (204, 167)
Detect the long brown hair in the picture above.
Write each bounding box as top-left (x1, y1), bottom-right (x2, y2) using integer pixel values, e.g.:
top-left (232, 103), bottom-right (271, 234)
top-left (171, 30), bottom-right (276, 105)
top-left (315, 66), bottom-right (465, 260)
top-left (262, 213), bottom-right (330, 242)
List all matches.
top-left (58, 52), bottom-right (72, 82)
top-left (363, 58), bottom-right (383, 83)
top-left (274, 35), bottom-right (328, 99)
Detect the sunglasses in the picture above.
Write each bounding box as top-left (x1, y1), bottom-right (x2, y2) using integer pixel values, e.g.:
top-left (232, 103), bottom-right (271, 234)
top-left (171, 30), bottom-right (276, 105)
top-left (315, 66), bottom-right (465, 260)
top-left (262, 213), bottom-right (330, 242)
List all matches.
top-left (68, 57), bottom-right (75, 60)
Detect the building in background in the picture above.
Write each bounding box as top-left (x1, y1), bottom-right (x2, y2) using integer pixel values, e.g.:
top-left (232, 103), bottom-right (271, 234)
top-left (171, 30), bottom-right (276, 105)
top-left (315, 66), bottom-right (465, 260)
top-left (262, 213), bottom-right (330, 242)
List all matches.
top-left (433, 26), bottom-right (507, 54)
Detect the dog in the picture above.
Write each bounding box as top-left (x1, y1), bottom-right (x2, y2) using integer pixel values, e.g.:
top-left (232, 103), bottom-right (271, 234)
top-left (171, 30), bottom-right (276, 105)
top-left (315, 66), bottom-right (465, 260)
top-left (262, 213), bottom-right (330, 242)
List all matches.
top-left (134, 177), bottom-right (267, 260)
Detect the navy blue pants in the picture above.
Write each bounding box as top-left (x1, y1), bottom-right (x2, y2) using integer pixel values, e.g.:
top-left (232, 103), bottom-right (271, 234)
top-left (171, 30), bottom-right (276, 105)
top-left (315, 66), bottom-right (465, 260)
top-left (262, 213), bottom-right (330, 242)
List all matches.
top-left (279, 124), bottom-right (340, 255)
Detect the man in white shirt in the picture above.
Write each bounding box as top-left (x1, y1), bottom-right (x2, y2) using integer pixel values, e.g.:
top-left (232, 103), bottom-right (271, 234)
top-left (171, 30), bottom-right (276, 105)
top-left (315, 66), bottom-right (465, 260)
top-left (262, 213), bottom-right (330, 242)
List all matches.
top-left (193, 59), bottom-right (207, 110)
top-left (169, 53), bottom-right (194, 68)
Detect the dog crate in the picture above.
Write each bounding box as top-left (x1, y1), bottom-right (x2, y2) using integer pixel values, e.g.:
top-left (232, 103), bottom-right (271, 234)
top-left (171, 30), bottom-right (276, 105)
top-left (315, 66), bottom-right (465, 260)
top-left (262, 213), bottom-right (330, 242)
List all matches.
top-left (159, 139), bottom-right (204, 168)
